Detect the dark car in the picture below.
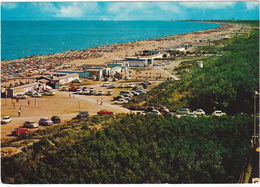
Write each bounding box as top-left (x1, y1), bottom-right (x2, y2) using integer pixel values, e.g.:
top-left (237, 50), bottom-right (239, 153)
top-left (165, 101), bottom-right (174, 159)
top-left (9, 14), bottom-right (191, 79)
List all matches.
top-left (51, 116), bottom-right (61, 123)
top-left (39, 118), bottom-right (54, 126)
top-left (76, 111), bottom-right (89, 118)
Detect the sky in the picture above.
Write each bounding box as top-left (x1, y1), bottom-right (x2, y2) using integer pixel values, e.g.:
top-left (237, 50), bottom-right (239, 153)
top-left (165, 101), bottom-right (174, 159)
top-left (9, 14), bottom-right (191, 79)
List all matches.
top-left (1, 1), bottom-right (259, 21)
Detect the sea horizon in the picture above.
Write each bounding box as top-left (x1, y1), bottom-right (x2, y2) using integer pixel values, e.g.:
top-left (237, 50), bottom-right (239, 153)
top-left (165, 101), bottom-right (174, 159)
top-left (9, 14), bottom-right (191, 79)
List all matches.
top-left (1, 20), bottom-right (221, 61)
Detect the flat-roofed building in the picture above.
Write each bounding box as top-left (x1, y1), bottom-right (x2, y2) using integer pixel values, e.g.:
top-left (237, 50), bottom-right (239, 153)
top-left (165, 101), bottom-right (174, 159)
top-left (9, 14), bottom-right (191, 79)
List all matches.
top-left (8, 82), bottom-right (43, 97)
top-left (56, 67), bottom-right (110, 79)
top-left (50, 73), bottom-right (79, 88)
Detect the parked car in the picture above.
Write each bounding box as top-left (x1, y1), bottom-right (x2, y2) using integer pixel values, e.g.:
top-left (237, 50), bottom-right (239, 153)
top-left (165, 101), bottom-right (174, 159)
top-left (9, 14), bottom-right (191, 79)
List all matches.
top-left (43, 90), bottom-right (55, 96)
top-left (113, 77), bottom-right (118, 82)
top-left (23, 120), bottom-right (39, 128)
top-left (120, 91), bottom-right (132, 96)
top-left (97, 110), bottom-right (114, 115)
top-left (184, 113), bottom-right (197, 118)
top-left (193, 109), bottom-right (206, 116)
top-left (133, 86), bottom-right (143, 90)
top-left (12, 128), bottom-right (28, 136)
top-left (31, 93), bottom-right (42, 98)
top-left (147, 110), bottom-right (161, 115)
top-left (60, 86), bottom-right (69, 91)
top-left (39, 118), bottom-right (53, 126)
top-left (113, 95), bottom-right (124, 101)
top-left (124, 76), bottom-right (131, 80)
top-left (82, 87), bottom-right (88, 91)
top-left (119, 84), bottom-right (125, 88)
top-left (88, 88), bottom-right (96, 95)
top-left (76, 89), bottom-right (82, 94)
top-left (212, 110), bottom-right (226, 117)
top-left (107, 90), bottom-right (113, 96)
top-left (123, 97), bottom-right (131, 102)
top-left (97, 90), bottom-right (104, 95)
top-left (142, 81), bottom-right (152, 85)
top-left (89, 75), bottom-right (96, 80)
top-left (136, 90), bottom-right (147, 94)
top-left (103, 83), bottom-right (111, 87)
top-left (109, 84), bottom-right (116, 89)
top-left (25, 91), bottom-right (36, 96)
top-left (147, 106), bottom-right (156, 112)
top-left (13, 94), bottom-right (27, 99)
top-left (76, 111), bottom-right (89, 118)
top-left (160, 107), bottom-right (170, 113)
top-left (1, 116), bottom-right (12, 124)
top-left (114, 98), bottom-right (128, 104)
top-left (82, 90), bottom-right (89, 95)
top-left (176, 108), bottom-right (190, 115)
top-left (72, 79), bottom-right (81, 83)
top-left (131, 91), bottom-right (140, 96)
top-left (51, 116), bottom-right (61, 124)
top-left (128, 83), bottom-right (136, 88)
top-left (104, 77), bottom-right (109, 82)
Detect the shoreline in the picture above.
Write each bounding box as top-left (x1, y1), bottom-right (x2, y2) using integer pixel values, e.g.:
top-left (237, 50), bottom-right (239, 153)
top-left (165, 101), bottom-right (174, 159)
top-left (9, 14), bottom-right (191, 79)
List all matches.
top-left (1, 22), bottom-right (242, 82)
top-left (2, 21), bottom-right (223, 63)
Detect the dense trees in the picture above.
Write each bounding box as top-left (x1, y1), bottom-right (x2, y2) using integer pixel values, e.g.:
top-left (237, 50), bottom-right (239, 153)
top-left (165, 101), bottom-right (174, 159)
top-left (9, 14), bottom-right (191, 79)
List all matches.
top-left (126, 27), bottom-right (259, 114)
top-left (2, 114), bottom-right (252, 183)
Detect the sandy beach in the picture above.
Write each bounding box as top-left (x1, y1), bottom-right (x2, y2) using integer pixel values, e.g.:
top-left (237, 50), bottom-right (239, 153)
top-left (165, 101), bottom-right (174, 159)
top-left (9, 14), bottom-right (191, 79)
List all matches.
top-left (3, 22), bottom-right (241, 67)
top-left (1, 22), bottom-right (245, 142)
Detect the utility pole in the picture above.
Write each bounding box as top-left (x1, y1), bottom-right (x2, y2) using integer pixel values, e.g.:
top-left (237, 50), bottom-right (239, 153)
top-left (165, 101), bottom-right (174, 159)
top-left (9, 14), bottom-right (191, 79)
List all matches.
top-left (5, 88), bottom-right (7, 105)
top-left (253, 91), bottom-right (259, 144)
top-left (78, 99), bottom-right (80, 112)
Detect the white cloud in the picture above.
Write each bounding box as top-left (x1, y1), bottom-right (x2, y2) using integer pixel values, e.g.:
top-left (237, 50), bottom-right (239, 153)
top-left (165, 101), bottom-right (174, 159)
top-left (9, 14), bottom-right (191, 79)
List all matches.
top-left (179, 2), bottom-right (235, 9)
top-left (245, 2), bottom-right (259, 10)
top-left (106, 2), bottom-right (181, 20)
top-left (35, 2), bottom-right (98, 18)
top-left (2, 3), bottom-right (17, 10)
top-left (156, 2), bottom-right (181, 14)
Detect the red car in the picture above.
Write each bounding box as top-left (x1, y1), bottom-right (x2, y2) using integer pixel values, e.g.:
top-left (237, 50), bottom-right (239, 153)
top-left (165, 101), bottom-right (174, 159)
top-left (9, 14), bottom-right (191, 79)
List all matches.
top-left (11, 128), bottom-right (28, 136)
top-left (97, 110), bottom-right (114, 115)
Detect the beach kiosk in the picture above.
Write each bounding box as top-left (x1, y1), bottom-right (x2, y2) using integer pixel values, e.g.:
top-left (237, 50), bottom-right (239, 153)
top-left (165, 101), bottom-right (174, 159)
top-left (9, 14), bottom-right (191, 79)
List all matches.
top-left (197, 61), bottom-right (203, 68)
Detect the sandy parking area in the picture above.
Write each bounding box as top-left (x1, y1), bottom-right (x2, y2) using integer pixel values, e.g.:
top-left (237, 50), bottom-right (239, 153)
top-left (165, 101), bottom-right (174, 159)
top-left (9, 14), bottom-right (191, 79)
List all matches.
top-left (1, 85), bottom-right (131, 140)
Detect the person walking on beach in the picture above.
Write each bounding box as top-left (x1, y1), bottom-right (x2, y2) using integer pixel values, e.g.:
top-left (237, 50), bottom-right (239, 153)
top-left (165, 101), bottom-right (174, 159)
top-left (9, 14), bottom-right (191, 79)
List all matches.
top-left (18, 109), bottom-right (21, 117)
top-left (27, 99), bottom-right (30, 106)
top-left (97, 99), bottom-right (99, 104)
top-left (100, 101), bottom-right (103, 105)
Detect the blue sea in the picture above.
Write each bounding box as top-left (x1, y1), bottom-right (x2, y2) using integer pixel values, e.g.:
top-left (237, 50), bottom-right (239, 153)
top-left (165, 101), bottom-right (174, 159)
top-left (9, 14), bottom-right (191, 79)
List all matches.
top-left (1, 21), bottom-right (220, 60)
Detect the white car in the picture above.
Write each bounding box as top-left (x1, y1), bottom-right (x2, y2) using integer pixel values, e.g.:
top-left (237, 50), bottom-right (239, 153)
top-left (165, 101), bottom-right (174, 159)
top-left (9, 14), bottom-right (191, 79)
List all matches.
top-left (31, 93), bottom-right (42, 98)
top-left (193, 109), bottom-right (205, 116)
top-left (23, 120), bottom-right (39, 128)
top-left (128, 83), bottom-right (136, 88)
top-left (1, 116), bottom-right (12, 124)
top-left (44, 90), bottom-right (55, 96)
top-left (114, 98), bottom-right (128, 104)
top-left (184, 112), bottom-right (197, 118)
top-left (97, 90), bottom-right (104, 95)
top-left (147, 110), bottom-right (161, 115)
top-left (14, 94), bottom-right (28, 99)
top-left (76, 89), bottom-right (82, 94)
top-left (212, 110), bottom-right (226, 117)
top-left (102, 83), bottom-right (112, 87)
top-left (119, 84), bottom-right (125, 88)
top-left (176, 108), bottom-right (190, 115)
